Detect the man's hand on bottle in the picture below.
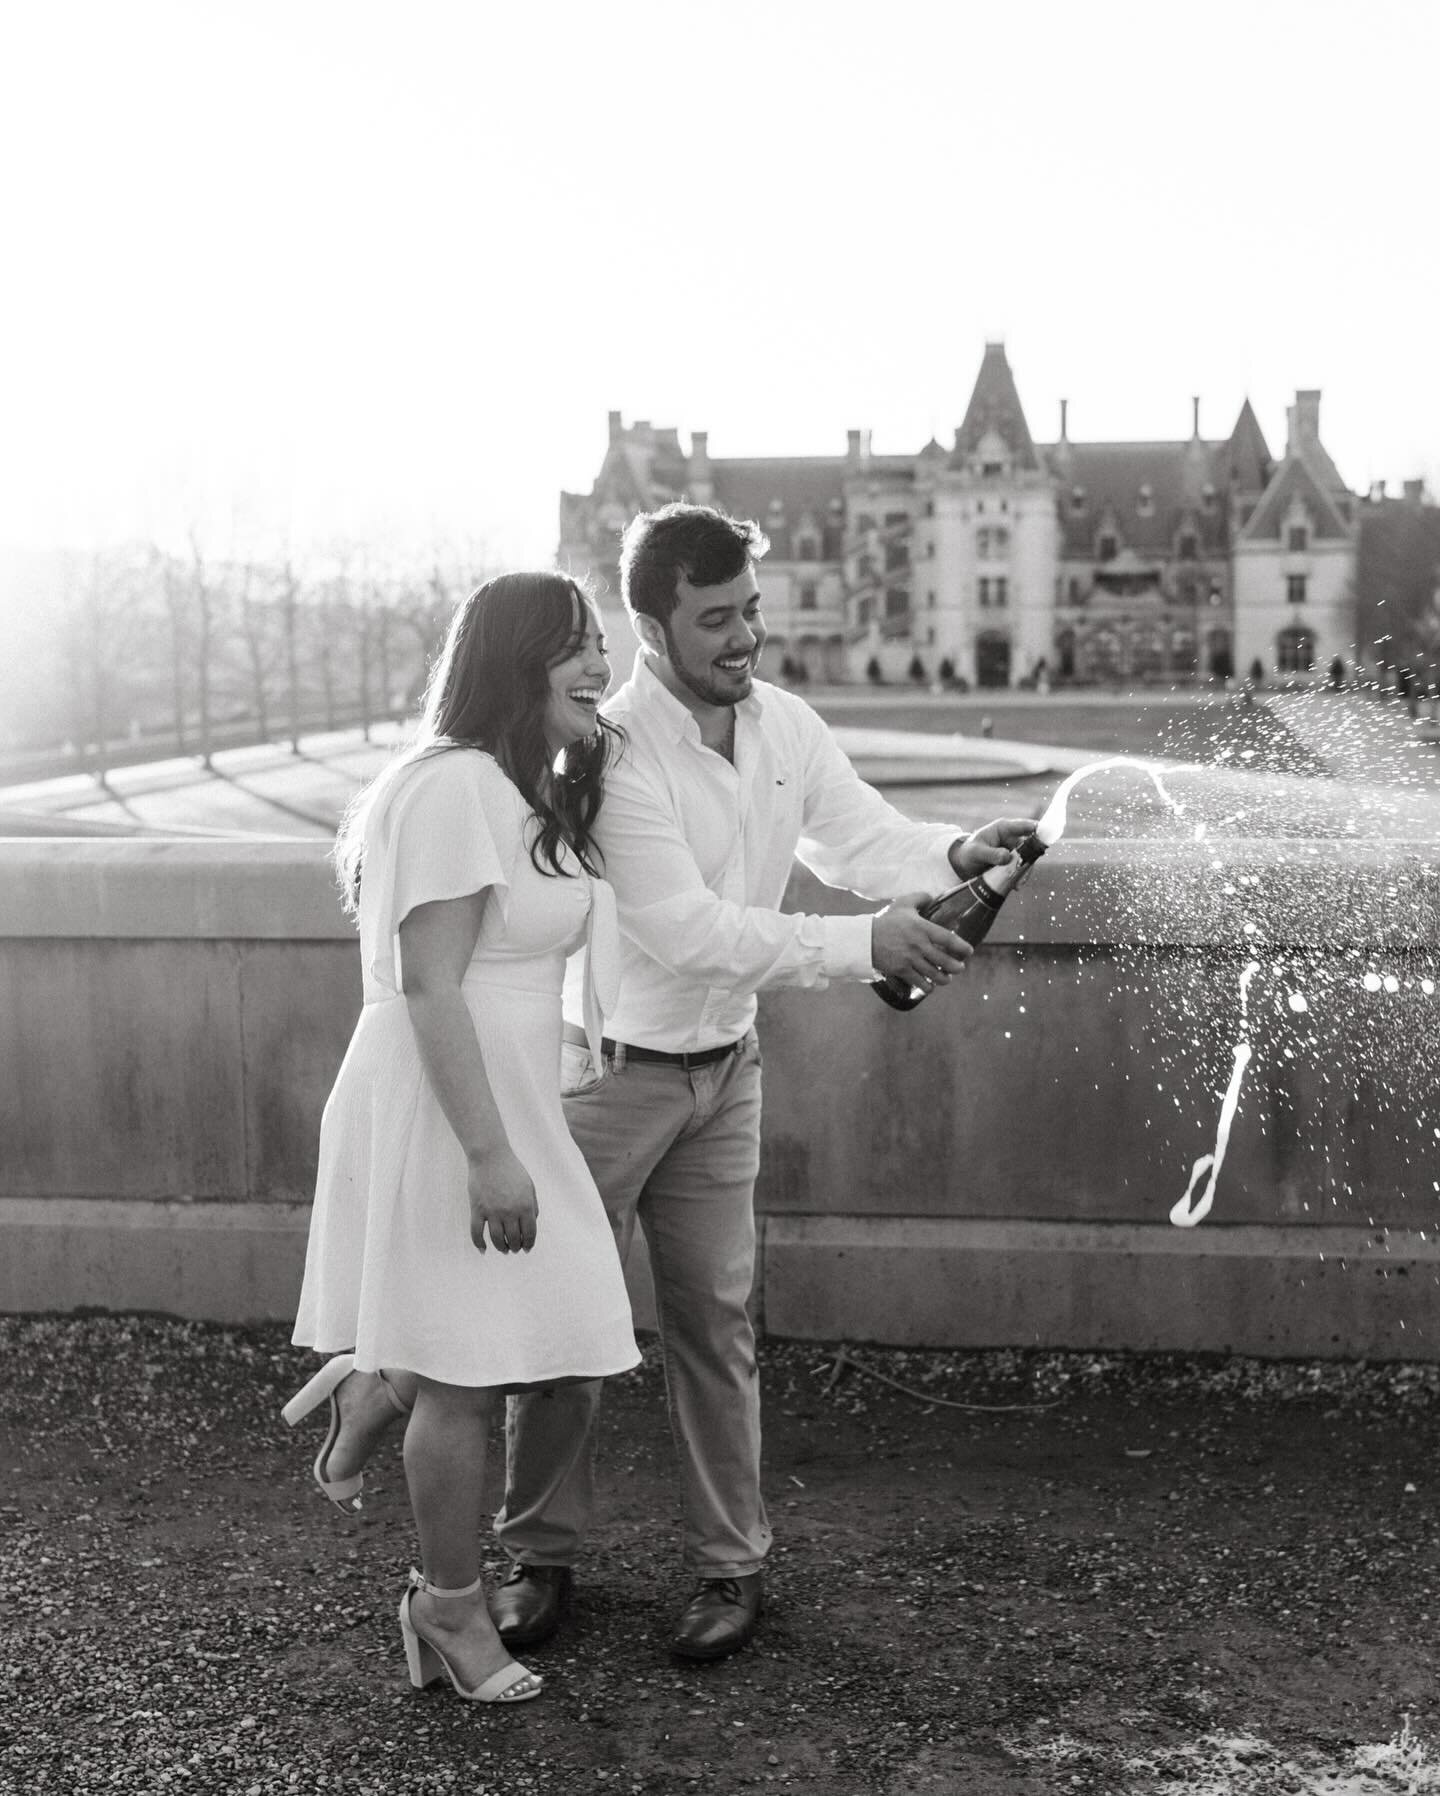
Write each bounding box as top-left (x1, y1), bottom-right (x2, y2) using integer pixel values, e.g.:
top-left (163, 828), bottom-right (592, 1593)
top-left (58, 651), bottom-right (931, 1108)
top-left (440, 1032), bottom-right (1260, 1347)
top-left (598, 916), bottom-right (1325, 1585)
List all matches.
top-left (872, 894), bottom-right (972, 992)
top-left (949, 817), bottom-right (1038, 881)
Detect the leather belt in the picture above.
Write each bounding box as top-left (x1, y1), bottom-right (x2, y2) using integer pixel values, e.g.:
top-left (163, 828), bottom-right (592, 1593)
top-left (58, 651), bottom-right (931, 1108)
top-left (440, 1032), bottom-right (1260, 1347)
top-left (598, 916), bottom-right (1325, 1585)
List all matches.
top-left (602, 1036), bottom-right (745, 1070)
top-left (563, 1020), bottom-right (743, 1070)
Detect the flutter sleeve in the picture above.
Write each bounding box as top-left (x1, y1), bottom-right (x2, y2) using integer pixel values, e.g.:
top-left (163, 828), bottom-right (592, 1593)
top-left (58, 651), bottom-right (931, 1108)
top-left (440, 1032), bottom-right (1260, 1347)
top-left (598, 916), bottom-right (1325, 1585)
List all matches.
top-left (357, 750), bottom-right (520, 999)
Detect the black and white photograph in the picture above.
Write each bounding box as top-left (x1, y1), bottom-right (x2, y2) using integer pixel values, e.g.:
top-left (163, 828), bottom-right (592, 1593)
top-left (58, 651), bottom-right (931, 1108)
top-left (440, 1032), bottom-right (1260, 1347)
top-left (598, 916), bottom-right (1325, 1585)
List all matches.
top-left (2, 2), bottom-right (1439, 1790)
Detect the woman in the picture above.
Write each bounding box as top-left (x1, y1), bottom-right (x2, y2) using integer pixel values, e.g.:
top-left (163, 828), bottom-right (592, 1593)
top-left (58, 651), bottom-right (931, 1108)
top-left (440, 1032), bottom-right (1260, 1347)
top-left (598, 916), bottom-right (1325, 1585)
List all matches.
top-left (284, 572), bottom-right (639, 1706)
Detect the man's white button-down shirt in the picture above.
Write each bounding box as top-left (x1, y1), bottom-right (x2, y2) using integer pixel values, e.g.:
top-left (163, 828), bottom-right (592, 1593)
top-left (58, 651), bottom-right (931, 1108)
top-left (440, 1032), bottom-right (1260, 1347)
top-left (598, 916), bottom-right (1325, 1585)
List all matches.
top-left (562, 661), bottom-right (960, 1054)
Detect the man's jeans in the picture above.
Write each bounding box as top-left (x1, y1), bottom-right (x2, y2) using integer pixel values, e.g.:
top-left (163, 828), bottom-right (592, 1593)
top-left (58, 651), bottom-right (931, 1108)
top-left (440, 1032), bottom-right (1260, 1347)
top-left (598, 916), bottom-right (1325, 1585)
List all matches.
top-left (495, 1034), bottom-right (772, 1579)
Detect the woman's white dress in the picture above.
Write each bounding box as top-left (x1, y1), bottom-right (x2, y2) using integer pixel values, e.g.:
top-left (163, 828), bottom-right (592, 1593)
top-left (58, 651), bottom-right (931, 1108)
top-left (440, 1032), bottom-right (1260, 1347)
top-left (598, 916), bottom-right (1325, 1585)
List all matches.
top-left (292, 748), bottom-right (640, 1388)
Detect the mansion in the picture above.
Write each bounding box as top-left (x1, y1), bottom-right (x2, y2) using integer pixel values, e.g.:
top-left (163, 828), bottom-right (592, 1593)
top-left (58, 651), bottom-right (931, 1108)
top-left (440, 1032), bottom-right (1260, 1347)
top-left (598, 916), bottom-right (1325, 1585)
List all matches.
top-left (558, 343), bottom-right (1359, 688)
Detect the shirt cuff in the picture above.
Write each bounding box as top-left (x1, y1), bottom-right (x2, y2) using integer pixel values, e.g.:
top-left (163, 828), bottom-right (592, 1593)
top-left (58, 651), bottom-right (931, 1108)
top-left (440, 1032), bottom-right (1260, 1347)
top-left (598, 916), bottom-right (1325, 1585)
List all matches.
top-left (822, 912), bottom-right (883, 981)
top-left (906, 830), bottom-right (964, 896)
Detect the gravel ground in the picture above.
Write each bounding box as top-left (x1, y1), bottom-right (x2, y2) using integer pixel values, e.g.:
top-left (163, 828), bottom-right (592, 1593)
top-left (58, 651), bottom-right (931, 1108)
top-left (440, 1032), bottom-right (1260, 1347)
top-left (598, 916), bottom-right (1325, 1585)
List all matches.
top-left (3, 1317), bottom-right (1439, 1795)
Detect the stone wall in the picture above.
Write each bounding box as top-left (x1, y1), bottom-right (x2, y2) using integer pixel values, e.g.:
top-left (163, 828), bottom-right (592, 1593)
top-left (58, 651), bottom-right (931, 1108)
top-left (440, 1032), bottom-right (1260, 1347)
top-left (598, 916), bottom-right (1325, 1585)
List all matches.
top-left (2, 838), bottom-right (1437, 1358)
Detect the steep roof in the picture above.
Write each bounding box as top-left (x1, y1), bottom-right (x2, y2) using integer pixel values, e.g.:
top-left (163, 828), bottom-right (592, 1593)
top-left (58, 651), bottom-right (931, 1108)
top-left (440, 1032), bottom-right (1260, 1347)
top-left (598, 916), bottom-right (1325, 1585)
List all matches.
top-left (588, 429), bottom-right (690, 514)
top-left (1240, 455), bottom-right (1353, 542)
top-left (1044, 440), bottom-right (1228, 556)
top-left (1295, 435), bottom-right (1348, 499)
top-left (1214, 399), bottom-right (1273, 494)
top-left (951, 342), bottom-right (1040, 471)
top-left (708, 457), bottom-right (848, 557)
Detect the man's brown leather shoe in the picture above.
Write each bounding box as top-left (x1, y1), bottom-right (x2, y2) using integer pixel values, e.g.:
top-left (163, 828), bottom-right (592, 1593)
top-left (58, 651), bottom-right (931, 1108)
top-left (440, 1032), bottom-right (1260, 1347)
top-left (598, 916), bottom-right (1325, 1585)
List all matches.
top-left (669, 1573), bottom-right (763, 1662)
top-left (489, 1563), bottom-right (573, 1648)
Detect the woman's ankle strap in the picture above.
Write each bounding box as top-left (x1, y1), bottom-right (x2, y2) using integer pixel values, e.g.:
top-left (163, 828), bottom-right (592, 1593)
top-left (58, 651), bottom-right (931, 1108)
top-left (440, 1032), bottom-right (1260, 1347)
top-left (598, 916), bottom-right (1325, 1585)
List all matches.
top-left (408, 1567), bottom-right (484, 1600)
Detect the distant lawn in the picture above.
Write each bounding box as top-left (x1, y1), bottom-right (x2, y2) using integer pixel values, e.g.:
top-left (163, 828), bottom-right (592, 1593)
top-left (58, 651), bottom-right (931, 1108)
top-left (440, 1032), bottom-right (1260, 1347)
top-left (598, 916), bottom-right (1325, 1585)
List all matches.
top-left (811, 696), bottom-right (1199, 754)
top-left (810, 693), bottom-right (1327, 776)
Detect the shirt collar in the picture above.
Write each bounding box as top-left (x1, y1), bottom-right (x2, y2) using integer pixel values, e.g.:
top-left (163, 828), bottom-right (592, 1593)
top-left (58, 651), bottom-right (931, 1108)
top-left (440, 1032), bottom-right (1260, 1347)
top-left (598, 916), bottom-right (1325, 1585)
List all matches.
top-left (620, 656), bottom-right (767, 743)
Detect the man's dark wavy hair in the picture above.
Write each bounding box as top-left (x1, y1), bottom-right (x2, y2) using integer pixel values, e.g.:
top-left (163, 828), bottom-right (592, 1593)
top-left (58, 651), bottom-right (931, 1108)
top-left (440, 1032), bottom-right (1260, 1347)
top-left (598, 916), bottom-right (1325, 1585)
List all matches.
top-left (619, 503), bottom-right (768, 625)
top-left (335, 572), bottom-right (617, 913)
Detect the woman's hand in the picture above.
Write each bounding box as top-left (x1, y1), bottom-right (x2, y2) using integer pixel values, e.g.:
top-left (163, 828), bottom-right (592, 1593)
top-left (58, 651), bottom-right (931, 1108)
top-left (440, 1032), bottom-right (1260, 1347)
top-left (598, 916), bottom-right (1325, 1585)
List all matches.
top-left (467, 1144), bottom-right (538, 1254)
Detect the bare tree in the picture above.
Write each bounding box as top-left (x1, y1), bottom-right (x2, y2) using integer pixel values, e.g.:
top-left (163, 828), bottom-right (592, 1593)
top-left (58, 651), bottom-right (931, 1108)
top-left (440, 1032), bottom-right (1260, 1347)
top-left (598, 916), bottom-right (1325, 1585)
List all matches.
top-left (278, 560), bottom-right (304, 752)
top-left (187, 530), bottom-right (218, 767)
top-left (61, 548), bottom-right (152, 779)
top-left (159, 551), bottom-right (190, 753)
top-left (351, 569), bottom-right (381, 743)
top-left (235, 560), bottom-right (282, 742)
top-left (312, 572), bottom-right (344, 733)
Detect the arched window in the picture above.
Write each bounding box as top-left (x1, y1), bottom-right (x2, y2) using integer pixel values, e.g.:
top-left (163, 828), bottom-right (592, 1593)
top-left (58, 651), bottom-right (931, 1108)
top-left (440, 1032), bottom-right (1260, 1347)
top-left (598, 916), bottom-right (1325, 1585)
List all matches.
top-left (1276, 626), bottom-right (1316, 674)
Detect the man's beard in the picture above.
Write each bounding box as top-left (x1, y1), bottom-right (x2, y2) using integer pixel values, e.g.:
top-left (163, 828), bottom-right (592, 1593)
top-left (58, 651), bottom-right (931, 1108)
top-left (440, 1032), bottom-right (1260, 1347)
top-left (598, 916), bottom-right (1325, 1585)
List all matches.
top-left (662, 623), bottom-right (756, 708)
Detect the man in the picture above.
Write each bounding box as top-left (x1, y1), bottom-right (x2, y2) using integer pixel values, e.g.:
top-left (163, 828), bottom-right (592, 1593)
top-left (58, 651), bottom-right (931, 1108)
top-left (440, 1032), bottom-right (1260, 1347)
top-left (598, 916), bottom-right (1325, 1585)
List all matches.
top-left (491, 503), bottom-right (1034, 1662)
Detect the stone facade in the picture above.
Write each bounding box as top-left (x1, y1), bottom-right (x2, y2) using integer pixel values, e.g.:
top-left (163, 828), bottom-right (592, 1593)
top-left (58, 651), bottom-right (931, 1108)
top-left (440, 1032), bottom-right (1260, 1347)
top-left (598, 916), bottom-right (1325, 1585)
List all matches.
top-left (559, 346), bottom-right (1360, 688)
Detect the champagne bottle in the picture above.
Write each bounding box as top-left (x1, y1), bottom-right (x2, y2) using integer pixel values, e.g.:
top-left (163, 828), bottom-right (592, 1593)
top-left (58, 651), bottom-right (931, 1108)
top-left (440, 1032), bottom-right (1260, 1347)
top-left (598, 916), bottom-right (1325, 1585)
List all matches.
top-left (871, 831), bottom-right (1049, 1011)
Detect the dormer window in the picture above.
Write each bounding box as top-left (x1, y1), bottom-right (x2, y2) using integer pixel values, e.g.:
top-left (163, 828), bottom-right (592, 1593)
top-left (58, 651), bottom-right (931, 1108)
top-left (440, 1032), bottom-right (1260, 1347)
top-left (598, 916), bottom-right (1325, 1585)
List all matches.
top-left (1097, 532), bottom-right (1118, 562)
top-left (1201, 484), bottom-right (1217, 511)
top-left (1137, 483), bottom-right (1155, 517)
top-left (795, 533), bottom-right (818, 561)
top-left (1178, 531), bottom-right (1198, 561)
top-left (1287, 525), bottom-right (1309, 552)
top-left (1070, 486), bottom-right (1086, 513)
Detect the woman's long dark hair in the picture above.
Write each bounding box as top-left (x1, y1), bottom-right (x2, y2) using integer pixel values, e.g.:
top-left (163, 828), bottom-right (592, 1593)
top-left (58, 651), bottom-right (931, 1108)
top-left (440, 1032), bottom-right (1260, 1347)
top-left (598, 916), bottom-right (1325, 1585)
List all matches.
top-left (335, 572), bottom-right (620, 914)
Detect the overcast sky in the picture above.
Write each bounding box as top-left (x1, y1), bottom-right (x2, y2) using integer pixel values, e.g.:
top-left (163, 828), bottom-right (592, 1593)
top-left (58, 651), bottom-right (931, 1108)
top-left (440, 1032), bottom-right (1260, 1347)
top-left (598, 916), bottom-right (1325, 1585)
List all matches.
top-left (3, 0), bottom-right (1436, 576)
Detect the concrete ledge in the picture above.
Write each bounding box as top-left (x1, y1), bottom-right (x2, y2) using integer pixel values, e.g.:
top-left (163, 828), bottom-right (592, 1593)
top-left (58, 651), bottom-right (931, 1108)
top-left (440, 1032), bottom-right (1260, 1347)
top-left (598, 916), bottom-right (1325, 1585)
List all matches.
top-left (1012, 838), bottom-right (1440, 948)
top-left (2, 839), bottom-right (1436, 1357)
top-left (0, 839), bottom-right (349, 939)
top-left (0, 1197), bottom-right (663, 1333)
top-left (2, 836), bottom-right (1437, 947)
top-left (760, 1215), bottom-right (1440, 1362)
top-left (0, 1198), bottom-right (313, 1324)
top-left (8, 1200), bottom-right (1437, 1360)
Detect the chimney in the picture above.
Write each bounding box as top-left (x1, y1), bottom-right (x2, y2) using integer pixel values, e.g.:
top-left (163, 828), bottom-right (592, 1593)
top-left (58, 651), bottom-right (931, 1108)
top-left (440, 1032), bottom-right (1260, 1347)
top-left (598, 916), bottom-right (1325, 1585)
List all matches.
top-left (687, 430), bottom-right (714, 503)
top-left (1059, 398), bottom-right (1069, 441)
top-left (1403, 478), bottom-right (1426, 505)
top-left (1192, 396), bottom-right (1201, 438)
top-left (607, 410), bottom-right (624, 442)
top-left (1287, 389), bottom-right (1321, 454)
top-left (634, 419), bottom-right (652, 440)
